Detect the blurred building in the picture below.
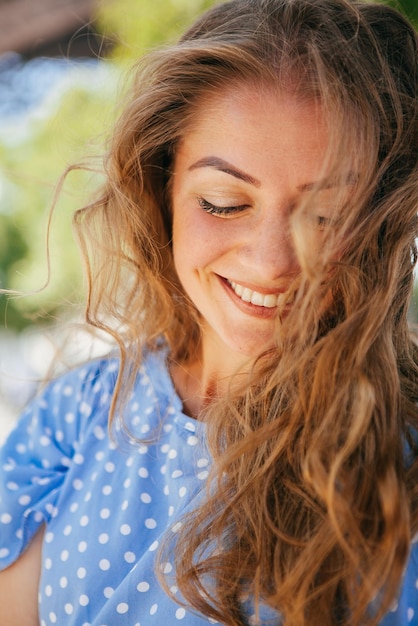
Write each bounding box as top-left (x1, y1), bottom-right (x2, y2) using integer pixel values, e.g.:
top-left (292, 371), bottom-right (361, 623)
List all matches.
top-left (0, 0), bottom-right (111, 58)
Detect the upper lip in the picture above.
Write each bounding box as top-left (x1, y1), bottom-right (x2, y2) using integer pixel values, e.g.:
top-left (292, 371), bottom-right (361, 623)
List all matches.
top-left (223, 277), bottom-right (287, 295)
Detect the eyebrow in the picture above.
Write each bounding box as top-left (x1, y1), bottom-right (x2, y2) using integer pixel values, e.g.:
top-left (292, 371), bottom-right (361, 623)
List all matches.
top-left (298, 172), bottom-right (358, 192)
top-left (188, 156), bottom-right (357, 191)
top-left (188, 157), bottom-right (261, 187)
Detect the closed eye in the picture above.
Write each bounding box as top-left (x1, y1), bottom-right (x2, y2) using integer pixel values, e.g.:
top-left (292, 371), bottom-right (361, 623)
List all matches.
top-left (316, 215), bottom-right (332, 230)
top-left (305, 213), bottom-right (337, 231)
top-left (198, 197), bottom-right (249, 217)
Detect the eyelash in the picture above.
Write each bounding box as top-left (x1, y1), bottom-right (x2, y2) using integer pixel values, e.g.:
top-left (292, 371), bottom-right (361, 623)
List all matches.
top-left (198, 197), bottom-right (249, 216)
top-left (316, 215), bottom-right (332, 229)
top-left (198, 197), bottom-right (335, 230)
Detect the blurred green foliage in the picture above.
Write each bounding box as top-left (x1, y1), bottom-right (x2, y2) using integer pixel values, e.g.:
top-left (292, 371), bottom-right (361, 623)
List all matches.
top-left (0, 0), bottom-right (219, 329)
top-left (0, 0), bottom-right (416, 330)
top-left (380, 0), bottom-right (418, 26)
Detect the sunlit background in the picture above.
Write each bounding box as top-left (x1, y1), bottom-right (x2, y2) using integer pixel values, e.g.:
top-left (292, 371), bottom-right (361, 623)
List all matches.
top-left (0, 0), bottom-right (417, 441)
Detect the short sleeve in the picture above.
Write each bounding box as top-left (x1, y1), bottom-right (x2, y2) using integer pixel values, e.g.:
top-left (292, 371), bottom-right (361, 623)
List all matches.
top-left (0, 359), bottom-right (118, 569)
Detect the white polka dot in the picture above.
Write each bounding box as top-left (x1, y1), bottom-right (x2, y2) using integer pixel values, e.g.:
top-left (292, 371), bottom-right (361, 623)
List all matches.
top-left (145, 518), bottom-right (157, 529)
top-left (0, 548), bottom-right (10, 558)
top-left (65, 412), bottom-right (75, 424)
top-left (60, 577), bottom-right (68, 588)
top-left (100, 508), bottom-right (111, 519)
top-left (198, 471), bottom-right (209, 480)
top-left (161, 444), bottom-right (170, 454)
top-left (120, 524), bottom-right (131, 535)
top-left (138, 467), bottom-right (148, 478)
top-left (105, 462), bottom-right (115, 473)
top-left (187, 435), bottom-right (199, 446)
top-left (63, 525), bottom-right (72, 536)
top-left (80, 402), bottom-right (92, 416)
top-left (60, 550), bottom-right (69, 562)
top-left (121, 500), bottom-right (129, 511)
top-left (74, 453), bottom-right (84, 465)
top-left (104, 586), bottom-right (114, 598)
top-left (6, 482), bottom-right (18, 491)
top-left (149, 540), bottom-right (159, 551)
top-left (73, 479), bottom-right (84, 490)
top-left (124, 551), bottom-right (136, 563)
top-left (407, 608), bottom-right (414, 622)
top-left (99, 533), bottom-right (109, 544)
top-left (77, 567), bottom-right (87, 579)
top-left (137, 581), bottom-right (150, 592)
top-left (45, 558), bottom-right (52, 570)
top-left (179, 487), bottom-right (187, 498)
top-left (80, 516), bottom-right (89, 527)
top-left (99, 559), bottom-right (111, 570)
top-left (124, 478), bottom-right (131, 488)
top-left (171, 522), bottom-right (182, 533)
top-left (45, 532), bottom-right (54, 543)
top-left (45, 585), bottom-right (53, 597)
top-left (79, 594), bottom-right (89, 606)
top-left (117, 603), bottom-right (129, 614)
top-left (389, 599), bottom-right (398, 612)
top-left (49, 612), bottom-right (57, 623)
top-left (168, 449), bottom-right (177, 459)
top-left (141, 493), bottom-right (152, 504)
top-left (162, 562), bottom-right (173, 574)
top-left (78, 541), bottom-right (88, 552)
top-left (197, 458), bottom-right (209, 467)
top-left (150, 603), bottom-right (158, 615)
top-left (176, 607), bottom-right (186, 620)
top-left (18, 495), bottom-right (31, 506)
top-left (64, 603), bottom-right (74, 615)
top-left (172, 470), bottom-right (183, 478)
top-left (168, 505), bottom-right (175, 517)
top-left (1, 514), bottom-right (12, 524)
top-left (102, 485), bottom-right (112, 495)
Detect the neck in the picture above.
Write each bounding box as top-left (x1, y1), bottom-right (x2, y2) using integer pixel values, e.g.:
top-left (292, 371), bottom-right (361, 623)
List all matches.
top-left (169, 335), bottom-right (253, 419)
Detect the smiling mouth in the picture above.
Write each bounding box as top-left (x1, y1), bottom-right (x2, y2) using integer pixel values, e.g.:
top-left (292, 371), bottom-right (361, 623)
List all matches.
top-left (227, 280), bottom-right (282, 308)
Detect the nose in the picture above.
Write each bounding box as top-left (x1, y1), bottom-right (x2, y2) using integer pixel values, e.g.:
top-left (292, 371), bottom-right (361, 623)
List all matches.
top-left (240, 209), bottom-right (300, 281)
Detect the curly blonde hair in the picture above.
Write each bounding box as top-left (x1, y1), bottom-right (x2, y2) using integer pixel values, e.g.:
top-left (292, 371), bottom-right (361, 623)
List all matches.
top-left (73, 0), bottom-right (418, 624)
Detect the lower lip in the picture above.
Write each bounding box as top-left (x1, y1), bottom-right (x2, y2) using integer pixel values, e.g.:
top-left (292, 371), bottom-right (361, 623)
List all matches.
top-left (219, 276), bottom-right (279, 319)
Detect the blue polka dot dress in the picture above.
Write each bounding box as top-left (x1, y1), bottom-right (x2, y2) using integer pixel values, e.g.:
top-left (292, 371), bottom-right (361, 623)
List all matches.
top-left (1, 349), bottom-right (417, 625)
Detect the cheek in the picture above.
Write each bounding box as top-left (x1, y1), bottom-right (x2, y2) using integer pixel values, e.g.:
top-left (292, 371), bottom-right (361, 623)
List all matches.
top-left (172, 209), bottom-right (228, 275)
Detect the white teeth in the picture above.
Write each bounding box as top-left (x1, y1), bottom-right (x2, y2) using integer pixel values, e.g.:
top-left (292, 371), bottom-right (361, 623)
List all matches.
top-left (229, 281), bottom-right (280, 308)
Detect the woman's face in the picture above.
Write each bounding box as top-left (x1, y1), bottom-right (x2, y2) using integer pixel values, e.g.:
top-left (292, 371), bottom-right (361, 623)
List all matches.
top-left (171, 83), bottom-right (350, 367)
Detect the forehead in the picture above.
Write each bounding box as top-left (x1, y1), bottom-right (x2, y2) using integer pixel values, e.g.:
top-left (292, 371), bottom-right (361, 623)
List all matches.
top-left (186, 81), bottom-right (325, 134)
top-left (174, 82), bottom-right (333, 188)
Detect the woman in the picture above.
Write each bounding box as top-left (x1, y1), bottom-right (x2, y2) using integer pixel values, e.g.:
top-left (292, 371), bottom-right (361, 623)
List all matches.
top-left (1, 0), bottom-right (417, 624)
